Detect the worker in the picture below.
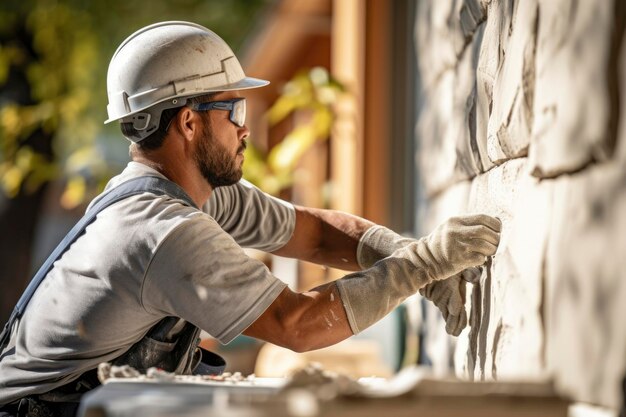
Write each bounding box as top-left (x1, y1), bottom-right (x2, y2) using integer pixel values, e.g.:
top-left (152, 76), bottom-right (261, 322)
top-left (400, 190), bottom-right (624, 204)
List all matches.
top-left (0, 21), bottom-right (500, 416)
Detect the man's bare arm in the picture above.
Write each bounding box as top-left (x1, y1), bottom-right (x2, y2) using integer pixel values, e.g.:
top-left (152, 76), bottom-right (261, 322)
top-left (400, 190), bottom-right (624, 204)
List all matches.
top-left (271, 206), bottom-right (375, 271)
top-left (246, 214), bottom-right (501, 350)
top-left (243, 284), bottom-right (353, 352)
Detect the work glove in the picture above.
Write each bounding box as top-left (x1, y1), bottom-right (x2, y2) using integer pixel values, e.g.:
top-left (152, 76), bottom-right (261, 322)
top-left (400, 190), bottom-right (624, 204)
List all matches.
top-left (419, 266), bottom-right (482, 336)
top-left (390, 214), bottom-right (501, 282)
top-left (339, 214), bottom-right (499, 335)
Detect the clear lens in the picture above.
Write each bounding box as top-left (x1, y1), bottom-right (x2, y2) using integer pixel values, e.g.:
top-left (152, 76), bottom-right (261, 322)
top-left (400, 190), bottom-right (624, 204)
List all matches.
top-left (231, 99), bottom-right (246, 127)
top-left (191, 98), bottom-right (246, 127)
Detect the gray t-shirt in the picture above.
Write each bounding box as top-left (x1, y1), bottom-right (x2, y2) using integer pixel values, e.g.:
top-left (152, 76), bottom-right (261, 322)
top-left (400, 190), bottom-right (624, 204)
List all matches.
top-left (0, 162), bottom-right (295, 405)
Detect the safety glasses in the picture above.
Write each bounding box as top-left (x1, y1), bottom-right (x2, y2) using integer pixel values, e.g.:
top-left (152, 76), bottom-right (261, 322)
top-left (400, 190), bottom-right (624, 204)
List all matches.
top-left (188, 98), bottom-right (246, 127)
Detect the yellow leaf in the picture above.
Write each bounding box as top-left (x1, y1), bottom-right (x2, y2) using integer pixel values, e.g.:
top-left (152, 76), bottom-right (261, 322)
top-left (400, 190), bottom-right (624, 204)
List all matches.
top-left (304, 107), bottom-right (332, 139)
top-left (0, 105), bottom-right (20, 138)
top-left (259, 176), bottom-right (281, 196)
top-left (60, 176), bottom-right (86, 209)
top-left (15, 147), bottom-right (35, 170)
top-left (66, 147), bottom-right (99, 173)
top-left (309, 66), bottom-right (329, 86)
top-left (1, 165), bottom-right (24, 197)
top-left (268, 126), bottom-right (317, 173)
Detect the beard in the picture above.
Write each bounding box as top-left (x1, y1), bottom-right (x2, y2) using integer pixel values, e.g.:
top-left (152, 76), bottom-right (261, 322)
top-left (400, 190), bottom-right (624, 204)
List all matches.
top-left (194, 119), bottom-right (245, 188)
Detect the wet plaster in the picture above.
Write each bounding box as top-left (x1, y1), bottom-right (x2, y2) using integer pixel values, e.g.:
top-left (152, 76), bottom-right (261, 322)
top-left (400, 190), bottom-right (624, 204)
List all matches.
top-left (477, 257), bottom-right (492, 381)
top-left (466, 276), bottom-right (481, 381)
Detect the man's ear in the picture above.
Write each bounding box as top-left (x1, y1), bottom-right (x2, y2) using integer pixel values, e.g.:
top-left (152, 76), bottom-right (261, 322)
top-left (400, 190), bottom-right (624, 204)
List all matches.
top-left (173, 107), bottom-right (199, 141)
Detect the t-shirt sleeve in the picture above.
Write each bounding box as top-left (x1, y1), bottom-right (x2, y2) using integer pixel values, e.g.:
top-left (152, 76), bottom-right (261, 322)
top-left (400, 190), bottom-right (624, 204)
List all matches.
top-left (202, 179), bottom-right (295, 252)
top-left (140, 216), bottom-right (287, 344)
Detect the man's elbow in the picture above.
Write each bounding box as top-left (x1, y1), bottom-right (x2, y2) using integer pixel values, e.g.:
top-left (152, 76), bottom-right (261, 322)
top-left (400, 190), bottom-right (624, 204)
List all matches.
top-left (287, 342), bottom-right (310, 354)
top-left (279, 327), bottom-right (319, 353)
top-left (279, 322), bottom-right (351, 353)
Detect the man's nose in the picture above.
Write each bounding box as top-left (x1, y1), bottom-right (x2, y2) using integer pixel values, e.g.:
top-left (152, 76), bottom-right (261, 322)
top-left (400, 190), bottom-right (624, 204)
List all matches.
top-left (239, 125), bottom-right (250, 141)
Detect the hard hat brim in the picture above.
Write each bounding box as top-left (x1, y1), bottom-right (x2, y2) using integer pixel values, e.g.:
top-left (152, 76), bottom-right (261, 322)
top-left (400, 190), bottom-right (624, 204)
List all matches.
top-left (226, 76), bottom-right (270, 91)
top-left (104, 77), bottom-right (270, 124)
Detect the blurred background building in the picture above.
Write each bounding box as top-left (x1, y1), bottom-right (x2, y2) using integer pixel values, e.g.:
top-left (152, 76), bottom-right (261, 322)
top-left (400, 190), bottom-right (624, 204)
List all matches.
top-left (1, 0), bottom-right (625, 413)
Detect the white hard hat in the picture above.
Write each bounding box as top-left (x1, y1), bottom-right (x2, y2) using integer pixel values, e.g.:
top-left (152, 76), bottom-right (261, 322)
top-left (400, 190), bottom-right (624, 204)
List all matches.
top-left (105, 21), bottom-right (268, 141)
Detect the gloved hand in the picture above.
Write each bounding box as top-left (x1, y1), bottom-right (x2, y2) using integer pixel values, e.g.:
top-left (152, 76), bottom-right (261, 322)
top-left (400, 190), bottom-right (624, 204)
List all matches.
top-left (390, 214), bottom-right (501, 282)
top-left (339, 214), bottom-right (500, 335)
top-left (419, 266), bottom-right (482, 336)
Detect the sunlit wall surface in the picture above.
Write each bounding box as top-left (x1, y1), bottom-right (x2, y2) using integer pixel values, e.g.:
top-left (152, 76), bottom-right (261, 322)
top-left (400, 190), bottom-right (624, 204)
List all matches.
top-left (415, 0), bottom-right (626, 409)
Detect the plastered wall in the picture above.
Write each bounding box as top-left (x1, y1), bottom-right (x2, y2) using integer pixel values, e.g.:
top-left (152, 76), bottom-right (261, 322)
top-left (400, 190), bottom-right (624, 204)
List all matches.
top-left (415, 0), bottom-right (626, 408)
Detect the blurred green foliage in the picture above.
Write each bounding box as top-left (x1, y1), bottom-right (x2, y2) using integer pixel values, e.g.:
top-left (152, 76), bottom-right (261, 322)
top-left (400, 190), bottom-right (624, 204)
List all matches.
top-left (244, 67), bottom-right (344, 196)
top-left (0, 0), bottom-right (269, 208)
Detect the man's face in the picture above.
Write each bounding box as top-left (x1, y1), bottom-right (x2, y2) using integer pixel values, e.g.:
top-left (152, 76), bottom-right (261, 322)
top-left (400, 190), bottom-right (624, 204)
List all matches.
top-left (193, 92), bottom-right (249, 188)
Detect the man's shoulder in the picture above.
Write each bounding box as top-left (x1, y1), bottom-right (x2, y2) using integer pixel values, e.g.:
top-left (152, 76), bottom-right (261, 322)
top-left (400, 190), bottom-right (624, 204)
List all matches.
top-left (106, 161), bottom-right (165, 189)
top-left (207, 179), bottom-right (293, 214)
top-left (91, 171), bottom-right (212, 250)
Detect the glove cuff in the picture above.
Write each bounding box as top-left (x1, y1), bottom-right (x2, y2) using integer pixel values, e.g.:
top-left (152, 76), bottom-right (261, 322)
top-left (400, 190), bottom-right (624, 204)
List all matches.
top-left (339, 238), bottom-right (435, 334)
top-left (356, 225), bottom-right (414, 269)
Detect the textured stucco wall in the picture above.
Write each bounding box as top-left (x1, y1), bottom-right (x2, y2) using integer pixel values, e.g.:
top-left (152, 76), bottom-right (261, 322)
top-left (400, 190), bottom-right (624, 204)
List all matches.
top-left (415, 0), bottom-right (626, 408)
